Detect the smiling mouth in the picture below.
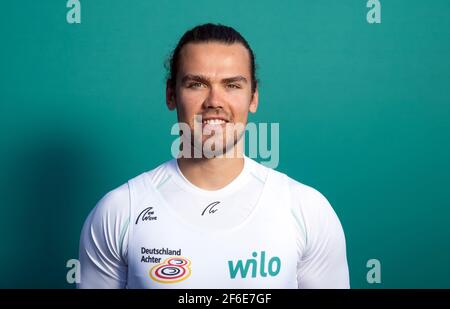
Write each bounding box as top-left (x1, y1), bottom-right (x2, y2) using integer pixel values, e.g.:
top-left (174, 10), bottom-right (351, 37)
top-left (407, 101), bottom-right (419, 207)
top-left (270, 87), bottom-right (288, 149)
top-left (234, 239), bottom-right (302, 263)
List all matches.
top-left (202, 119), bottom-right (227, 125)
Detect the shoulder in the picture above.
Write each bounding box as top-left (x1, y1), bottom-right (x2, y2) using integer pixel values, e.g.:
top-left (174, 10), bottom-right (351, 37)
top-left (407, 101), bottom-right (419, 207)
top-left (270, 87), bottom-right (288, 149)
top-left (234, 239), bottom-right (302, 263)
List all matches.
top-left (273, 171), bottom-right (345, 239)
top-left (128, 159), bottom-right (174, 192)
top-left (86, 160), bottom-right (172, 226)
top-left (83, 182), bottom-right (130, 235)
top-left (285, 175), bottom-right (334, 214)
top-left (244, 156), bottom-right (270, 183)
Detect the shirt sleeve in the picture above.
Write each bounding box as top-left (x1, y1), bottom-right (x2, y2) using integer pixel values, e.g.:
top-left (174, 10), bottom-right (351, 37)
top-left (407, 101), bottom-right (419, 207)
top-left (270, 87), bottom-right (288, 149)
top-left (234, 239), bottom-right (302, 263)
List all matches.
top-left (291, 181), bottom-right (350, 289)
top-left (77, 183), bottom-right (131, 289)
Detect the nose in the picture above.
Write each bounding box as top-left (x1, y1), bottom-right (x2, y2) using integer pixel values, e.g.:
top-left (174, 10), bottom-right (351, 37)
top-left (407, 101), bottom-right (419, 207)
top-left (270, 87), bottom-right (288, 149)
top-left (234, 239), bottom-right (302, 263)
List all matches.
top-left (203, 86), bottom-right (224, 110)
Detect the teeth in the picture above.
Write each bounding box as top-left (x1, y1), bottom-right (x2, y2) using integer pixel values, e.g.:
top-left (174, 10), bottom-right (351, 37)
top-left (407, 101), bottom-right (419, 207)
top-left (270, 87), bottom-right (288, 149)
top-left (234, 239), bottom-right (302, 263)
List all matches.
top-left (202, 119), bottom-right (226, 125)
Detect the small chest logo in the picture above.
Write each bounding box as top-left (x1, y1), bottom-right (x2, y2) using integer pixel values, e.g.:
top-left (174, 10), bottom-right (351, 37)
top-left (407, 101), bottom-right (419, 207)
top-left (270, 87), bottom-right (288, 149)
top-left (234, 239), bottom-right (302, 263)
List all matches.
top-left (201, 201), bottom-right (221, 216)
top-left (135, 206), bottom-right (157, 224)
top-left (150, 257), bottom-right (192, 283)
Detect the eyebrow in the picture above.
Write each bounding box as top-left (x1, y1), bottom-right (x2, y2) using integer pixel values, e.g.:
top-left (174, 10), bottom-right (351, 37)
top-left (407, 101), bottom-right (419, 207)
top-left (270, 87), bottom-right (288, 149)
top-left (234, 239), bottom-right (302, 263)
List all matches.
top-left (181, 74), bottom-right (248, 85)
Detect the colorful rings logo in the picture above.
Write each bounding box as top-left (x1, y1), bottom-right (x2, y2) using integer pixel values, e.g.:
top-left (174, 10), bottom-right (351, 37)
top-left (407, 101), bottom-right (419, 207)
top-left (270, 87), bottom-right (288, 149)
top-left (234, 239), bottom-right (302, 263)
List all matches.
top-left (149, 257), bottom-right (192, 283)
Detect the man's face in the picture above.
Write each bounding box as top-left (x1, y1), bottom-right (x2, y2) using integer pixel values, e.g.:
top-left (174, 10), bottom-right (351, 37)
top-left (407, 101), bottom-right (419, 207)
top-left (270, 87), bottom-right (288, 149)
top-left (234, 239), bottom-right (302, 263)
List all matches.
top-left (166, 42), bottom-right (258, 157)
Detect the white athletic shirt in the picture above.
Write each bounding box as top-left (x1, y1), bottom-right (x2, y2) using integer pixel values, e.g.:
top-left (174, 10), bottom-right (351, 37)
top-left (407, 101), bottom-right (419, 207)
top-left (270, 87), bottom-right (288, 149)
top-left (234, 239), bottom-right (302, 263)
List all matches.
top-left (78, 157), bottom-right (350, 289)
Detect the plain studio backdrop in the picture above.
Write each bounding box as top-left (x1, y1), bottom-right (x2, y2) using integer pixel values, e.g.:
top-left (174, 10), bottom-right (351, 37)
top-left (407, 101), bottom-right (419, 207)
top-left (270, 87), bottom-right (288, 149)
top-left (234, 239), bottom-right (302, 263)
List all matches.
top-left (0, 0), bottom-right (449, 288)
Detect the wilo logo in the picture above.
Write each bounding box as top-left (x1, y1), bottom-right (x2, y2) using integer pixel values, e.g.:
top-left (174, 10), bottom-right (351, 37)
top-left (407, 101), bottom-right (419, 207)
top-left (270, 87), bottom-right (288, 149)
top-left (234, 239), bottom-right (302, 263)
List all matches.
top-left (228, 251), bottom-right (281, 279)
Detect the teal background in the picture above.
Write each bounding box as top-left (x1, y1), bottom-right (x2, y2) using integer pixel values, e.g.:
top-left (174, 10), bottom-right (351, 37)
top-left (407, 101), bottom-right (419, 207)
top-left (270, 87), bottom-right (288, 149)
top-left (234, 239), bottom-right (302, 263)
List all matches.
top-left (1, 0), bottom-right (449, 288)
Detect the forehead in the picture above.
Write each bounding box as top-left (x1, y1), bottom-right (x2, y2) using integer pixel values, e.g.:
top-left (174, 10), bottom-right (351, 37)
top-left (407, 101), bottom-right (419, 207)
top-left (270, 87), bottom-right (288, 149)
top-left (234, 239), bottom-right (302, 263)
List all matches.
top-left (178, 42), bottom-right (251, 78)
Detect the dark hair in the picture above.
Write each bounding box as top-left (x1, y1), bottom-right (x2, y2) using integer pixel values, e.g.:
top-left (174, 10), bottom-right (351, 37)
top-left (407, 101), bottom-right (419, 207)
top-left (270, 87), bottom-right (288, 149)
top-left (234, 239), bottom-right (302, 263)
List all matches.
top-left (165, 23), bottom-right (258, 94)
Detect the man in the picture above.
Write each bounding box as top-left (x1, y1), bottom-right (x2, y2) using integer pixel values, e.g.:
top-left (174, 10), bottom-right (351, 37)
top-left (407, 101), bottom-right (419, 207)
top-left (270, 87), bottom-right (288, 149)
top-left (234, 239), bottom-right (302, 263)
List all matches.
top-left (78, 23), bottom-right (350, 288)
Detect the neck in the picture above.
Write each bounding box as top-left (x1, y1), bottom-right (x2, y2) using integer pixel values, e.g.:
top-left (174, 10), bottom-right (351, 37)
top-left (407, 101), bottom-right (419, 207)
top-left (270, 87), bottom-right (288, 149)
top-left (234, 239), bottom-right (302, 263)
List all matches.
top-left (177, 155), bottom-right (245, 190)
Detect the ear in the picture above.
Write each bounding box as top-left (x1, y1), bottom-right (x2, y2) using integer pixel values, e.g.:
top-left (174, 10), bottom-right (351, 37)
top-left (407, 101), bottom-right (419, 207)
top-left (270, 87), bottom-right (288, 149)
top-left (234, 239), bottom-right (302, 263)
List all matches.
top-left (249, 87), bottom-right (259, 113)
top-left (166, 80), bottom-right (177, 111)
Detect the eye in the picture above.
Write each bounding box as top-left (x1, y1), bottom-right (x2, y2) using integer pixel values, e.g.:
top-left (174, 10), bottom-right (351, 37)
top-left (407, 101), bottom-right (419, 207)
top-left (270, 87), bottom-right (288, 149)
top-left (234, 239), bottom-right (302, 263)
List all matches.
top-left (227, 83), bottom-right (241, 89)
top-left (187, 82), bottom-right (205, 89)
